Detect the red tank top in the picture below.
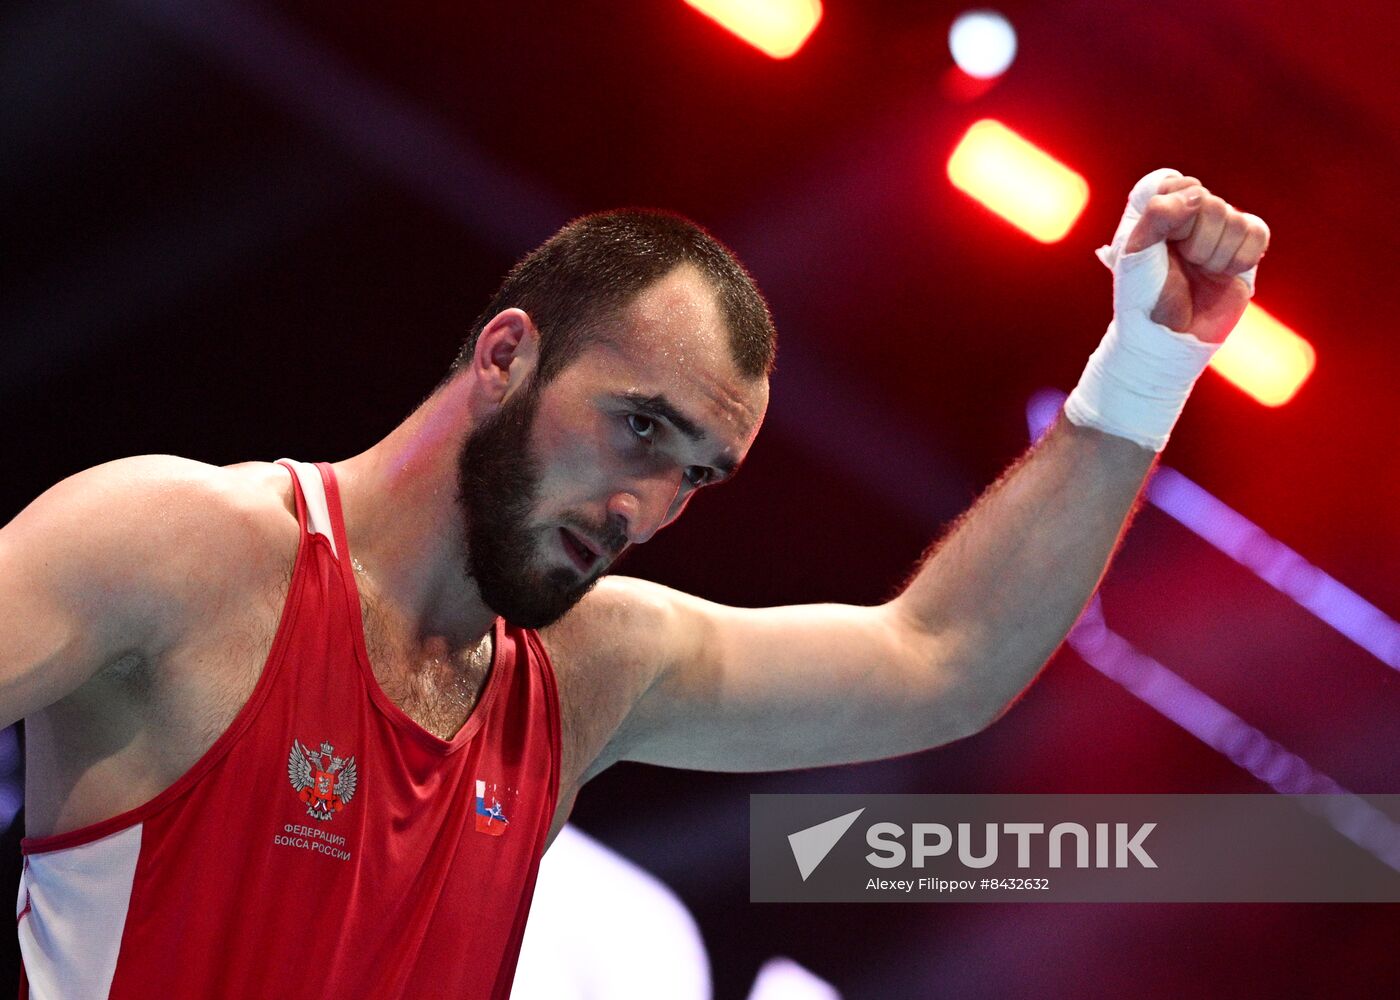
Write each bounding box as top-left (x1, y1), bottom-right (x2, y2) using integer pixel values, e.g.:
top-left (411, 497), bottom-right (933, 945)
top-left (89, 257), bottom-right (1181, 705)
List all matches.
top-left (17, 460), bottom-right (561, 999)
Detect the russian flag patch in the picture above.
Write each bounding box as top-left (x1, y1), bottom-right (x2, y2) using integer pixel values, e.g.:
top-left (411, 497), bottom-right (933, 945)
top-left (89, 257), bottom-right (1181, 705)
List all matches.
top-left (474, 779), bottom-right (512, 836)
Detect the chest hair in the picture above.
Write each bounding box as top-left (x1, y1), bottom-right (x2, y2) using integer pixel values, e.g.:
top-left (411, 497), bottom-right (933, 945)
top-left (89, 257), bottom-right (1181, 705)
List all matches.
top-left (358, 590), bottom-right (495, 741)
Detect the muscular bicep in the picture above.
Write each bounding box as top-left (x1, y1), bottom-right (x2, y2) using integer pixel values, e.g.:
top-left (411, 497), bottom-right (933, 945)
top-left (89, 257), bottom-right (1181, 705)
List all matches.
top-left (605, 581), bottom-right (984, 773)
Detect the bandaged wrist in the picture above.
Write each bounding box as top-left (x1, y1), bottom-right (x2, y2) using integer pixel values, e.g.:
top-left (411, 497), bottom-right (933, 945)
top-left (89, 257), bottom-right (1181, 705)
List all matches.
top-left (1063, 311), bottom-right (1219, 452)
top-left (1064, 167), bottom-right (1254, 453)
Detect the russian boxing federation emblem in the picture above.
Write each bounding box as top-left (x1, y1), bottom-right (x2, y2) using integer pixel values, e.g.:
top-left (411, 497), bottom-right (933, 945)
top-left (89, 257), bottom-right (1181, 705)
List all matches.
top-left (288, 739), bottom-right (359, 821)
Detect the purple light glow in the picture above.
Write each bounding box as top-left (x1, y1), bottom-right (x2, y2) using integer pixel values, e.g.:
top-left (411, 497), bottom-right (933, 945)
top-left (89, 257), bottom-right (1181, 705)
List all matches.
top-left (0, 726), bottom-right (19, 832)
top-left (1026, 391), bottom-right (1400, 871)
top-left (0, 725), bottom-right (18, 776)
top-left (1027, 388), bottom-right (1399, 669)
top-left (1069, 598), bottom-right (1400, 871)
top-left (0, 785), bottom-right (20, 832)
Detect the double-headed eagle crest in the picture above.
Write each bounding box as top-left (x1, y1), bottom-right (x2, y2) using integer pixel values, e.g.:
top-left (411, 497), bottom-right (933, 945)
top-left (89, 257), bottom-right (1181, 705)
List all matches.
top-left (288, 739), bottom-right (359, 821)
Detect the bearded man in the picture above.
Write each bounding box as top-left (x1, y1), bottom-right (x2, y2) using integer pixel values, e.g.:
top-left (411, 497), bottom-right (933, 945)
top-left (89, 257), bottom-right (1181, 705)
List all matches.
top-left (0, 169), bottom-right (1267, 999)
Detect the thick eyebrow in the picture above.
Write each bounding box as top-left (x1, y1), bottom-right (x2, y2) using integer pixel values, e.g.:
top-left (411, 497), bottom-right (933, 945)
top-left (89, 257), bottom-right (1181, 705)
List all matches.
top-left (615, 391), bottom-right (742, 480)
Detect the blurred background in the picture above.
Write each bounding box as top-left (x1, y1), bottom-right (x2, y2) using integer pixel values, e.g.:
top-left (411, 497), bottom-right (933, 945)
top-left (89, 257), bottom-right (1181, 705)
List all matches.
top-left (2, 1), bottom-right (1397, 996)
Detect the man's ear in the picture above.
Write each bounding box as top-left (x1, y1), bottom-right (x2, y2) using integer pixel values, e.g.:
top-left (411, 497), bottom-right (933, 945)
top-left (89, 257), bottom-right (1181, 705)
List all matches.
top-left (473, 308), bottom-right (540, 406)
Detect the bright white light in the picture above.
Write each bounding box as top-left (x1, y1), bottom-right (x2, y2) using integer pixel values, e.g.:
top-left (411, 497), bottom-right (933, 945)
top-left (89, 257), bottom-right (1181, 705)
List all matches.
top-left (748, 957), bottom-right (842, 1000)
top-left (514, 826), bottom-right (710, 999)
top-left (949, 10), bottom-right (1017, 79)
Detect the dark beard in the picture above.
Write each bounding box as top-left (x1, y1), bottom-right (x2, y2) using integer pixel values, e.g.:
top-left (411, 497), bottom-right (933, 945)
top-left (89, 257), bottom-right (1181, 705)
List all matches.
top-left (455, 379), bottom-right (602, 629)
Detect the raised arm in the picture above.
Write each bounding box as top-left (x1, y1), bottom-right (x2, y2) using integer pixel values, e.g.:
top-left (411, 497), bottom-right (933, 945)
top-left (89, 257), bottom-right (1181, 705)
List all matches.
top-left (566, 170), bottom-right (1269, 778)
top-left (578, 418), bottom-right (1147, 774)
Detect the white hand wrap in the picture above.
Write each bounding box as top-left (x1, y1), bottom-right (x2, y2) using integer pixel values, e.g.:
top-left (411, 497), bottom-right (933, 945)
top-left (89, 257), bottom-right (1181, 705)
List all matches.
top-left (1063, 168), bottom-right (1258, 452)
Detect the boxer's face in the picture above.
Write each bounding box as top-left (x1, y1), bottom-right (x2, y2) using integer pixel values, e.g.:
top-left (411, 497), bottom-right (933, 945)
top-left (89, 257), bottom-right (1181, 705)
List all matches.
top-left (458, 265), bottom-right (768, 629)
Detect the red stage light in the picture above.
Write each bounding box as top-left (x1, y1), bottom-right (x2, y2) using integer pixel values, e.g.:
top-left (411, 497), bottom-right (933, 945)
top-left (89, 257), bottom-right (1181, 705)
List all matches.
top-left (947, 119), bottom-right (1089, 243)
top-left (683, 0), bottom-right (823, 60)
top-left (1209, 303), bottom-right (1315, 406)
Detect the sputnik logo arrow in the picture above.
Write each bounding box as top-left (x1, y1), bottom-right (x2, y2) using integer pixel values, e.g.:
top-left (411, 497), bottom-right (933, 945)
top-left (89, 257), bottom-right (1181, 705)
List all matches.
top-left (788, 808), bottom-right (865, 881)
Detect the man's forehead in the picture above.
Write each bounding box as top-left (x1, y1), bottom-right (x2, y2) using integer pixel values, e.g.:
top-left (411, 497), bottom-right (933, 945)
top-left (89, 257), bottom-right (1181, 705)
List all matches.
top-left (588, 340), bottom-right (768, 444)
top-left (616, 264), bottom-right (725, 357)
top-left (579, 268), bottom-right (768, 452)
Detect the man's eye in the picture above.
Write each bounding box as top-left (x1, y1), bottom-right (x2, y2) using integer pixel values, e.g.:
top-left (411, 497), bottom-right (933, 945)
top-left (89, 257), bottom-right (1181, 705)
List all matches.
top-left (684, 466), bottom-right (710, 488)
top-left (626, 414), bottom-right (656, 440)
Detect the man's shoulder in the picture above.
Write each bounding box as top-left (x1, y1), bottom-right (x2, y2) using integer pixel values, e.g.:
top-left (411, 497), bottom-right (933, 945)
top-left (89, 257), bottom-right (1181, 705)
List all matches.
top-left (41, 454), bottom-right (296, 556)
top-left (536, 577), bottom-right (686, 784)
top-left (28, 453), bottom-right (287, 513)
top-left (539, 575), bottom-right (680, 674)
top-left (12, 454), bottom-right (300, 644)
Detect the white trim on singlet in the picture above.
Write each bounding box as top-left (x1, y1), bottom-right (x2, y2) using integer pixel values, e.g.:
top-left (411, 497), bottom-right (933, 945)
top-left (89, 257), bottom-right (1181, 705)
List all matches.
top-left (18, 824), bottom-right (143, 1000)
top-left (275, 458), bottom-right (339, 559)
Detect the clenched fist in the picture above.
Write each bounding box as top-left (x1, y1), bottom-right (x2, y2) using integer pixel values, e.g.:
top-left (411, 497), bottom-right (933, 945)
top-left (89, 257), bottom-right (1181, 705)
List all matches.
top-left (1066, 170), bottom-right (1275, 451)
top-left (1121, 174), bottom-right (1271, 344)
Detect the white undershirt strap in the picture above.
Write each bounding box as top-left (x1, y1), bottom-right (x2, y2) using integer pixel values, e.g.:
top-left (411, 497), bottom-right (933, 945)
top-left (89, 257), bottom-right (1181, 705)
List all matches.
top-left (276, 459), bottom-right (339, 559)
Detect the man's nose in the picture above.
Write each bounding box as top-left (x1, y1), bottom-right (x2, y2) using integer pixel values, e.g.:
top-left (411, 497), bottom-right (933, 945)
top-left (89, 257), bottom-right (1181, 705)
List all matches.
top-left (606, 476), bottom-right (682, 545)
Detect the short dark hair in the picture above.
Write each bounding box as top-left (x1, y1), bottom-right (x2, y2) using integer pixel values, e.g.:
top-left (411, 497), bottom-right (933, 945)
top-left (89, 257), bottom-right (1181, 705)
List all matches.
top-left (448, 209), bottom-right (776, 387)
